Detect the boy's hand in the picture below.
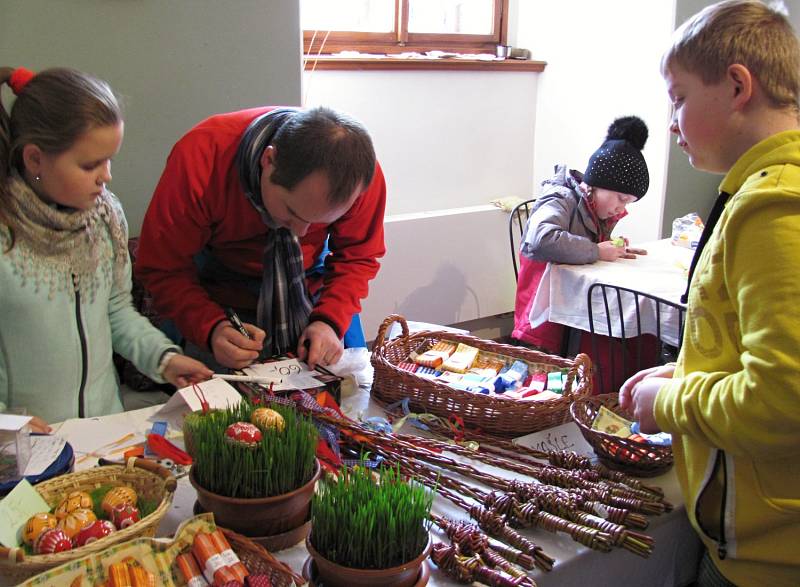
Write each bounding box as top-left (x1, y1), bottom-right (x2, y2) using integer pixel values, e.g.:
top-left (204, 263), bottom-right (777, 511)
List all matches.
top-left (297, 321), bottom-right (343, 369)
top-left (619, 363), bottom-right (675, 410)
top-left (623, 376), bottom-right (668, 434)
top-left (210, 321), bottom-right (265, 369)
top-left (162, 355), bottom-right (213, 389)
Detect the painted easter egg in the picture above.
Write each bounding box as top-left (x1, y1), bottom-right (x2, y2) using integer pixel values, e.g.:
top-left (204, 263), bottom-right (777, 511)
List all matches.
top-left (225, 422), bottom-right (262, 448)
top-left (110, 503), bottom-right (140, 529)
top-left (22, 512), bottom-right (57, 546)
top-left (101, 486), bottom-right (138, 516)
top-left (57, 508), bottom-right (97, 540)
top-left (73, 519), bottom-right (116, 547)
top-left (251, 407), bottom-right (285, 433)
top-left (35, 528), bottom-right (73, 554)
top-left (54, 490), bottom-right (93, 519)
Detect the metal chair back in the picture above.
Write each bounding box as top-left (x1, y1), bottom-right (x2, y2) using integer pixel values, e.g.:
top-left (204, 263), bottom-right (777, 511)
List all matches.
top-left (587, 282), bottom-right (687, 394)
top-left (509, 198), bottom-right (537, 282)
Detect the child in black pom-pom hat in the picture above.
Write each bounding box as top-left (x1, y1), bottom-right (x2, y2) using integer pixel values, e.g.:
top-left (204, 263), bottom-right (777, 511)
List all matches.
top-left (511, 115), bottom-right (654, 387)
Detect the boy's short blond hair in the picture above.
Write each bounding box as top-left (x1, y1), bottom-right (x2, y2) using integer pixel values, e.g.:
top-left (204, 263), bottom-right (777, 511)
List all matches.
top-left (662, 0), bottom-right (800, 112)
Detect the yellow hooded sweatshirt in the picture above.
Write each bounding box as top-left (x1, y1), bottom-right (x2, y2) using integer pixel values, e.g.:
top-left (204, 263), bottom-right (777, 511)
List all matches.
top-left (655, 130), bottom-right (800, 587)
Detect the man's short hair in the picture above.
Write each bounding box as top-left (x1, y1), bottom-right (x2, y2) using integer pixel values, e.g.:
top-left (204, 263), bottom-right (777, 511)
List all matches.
top-left (270, 106), bottom-right (376, 205)
top-left (662, 0), bottom-right (800, 112)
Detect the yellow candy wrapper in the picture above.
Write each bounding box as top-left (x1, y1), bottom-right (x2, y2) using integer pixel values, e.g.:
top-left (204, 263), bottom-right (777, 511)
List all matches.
top-left (590, 405), bottom-right (634, 438)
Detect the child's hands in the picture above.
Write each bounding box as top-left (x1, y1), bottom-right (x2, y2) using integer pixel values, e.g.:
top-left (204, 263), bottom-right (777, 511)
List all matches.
top-left (620, 376), bottom-right (667, 434)
top-left (619, 364), bottom-right (675, 409)
top-left (599, 240), bottom-right (635, 261)
top-left (598, 240), bottom-right (648, 261)
top-left (162, 355), bottom-right (213, 389)
top-left (28, 416), bottom-right (52, 434)
top-left (619, 364), bottom-right (676, 434)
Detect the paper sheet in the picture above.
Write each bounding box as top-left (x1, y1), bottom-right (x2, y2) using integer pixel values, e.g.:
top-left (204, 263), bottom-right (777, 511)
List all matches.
top-left (513, 421), bottom-right (594, 457)
top-left (22, 435), bottom-right (66, 476)
top-left (150, 378), bottom-right (243, 430)
top-left (0, 479), bottom-right (50, 547)
top-left (244, 358), bottom-right (326, 391)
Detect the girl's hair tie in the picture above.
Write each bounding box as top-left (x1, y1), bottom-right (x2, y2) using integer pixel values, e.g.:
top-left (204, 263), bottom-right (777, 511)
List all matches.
top-left (9, 67), bottom-right (36, 95)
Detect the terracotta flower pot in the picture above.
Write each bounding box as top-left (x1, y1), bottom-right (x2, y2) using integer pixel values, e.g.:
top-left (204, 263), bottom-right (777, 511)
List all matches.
top-left (305, 534), bottom-right (432, 587)
top-left (189, 459), bottom-right (320, 538)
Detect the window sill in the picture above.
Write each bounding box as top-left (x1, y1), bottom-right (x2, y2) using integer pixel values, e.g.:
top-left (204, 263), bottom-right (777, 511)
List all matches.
top-left (302, 55), bottom-right (547, 72)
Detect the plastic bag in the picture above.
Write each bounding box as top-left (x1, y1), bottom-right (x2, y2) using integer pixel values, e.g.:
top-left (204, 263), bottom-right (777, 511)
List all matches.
top-left (671, 212), bottom-right (704, 249)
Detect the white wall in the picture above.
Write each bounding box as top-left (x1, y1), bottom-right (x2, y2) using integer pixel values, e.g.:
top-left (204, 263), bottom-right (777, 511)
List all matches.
top-left (303, 2), bottom-right (677, 335)
top-left (0, 0), bottom-right (302, 234)
top-left (303, 70), bottom-right (540, 215)
top-left (519, 0), bottom-right (676, 245)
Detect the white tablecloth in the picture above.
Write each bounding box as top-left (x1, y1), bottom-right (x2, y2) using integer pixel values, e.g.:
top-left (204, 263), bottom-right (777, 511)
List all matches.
top-left (530, 239), bottom-right (693, 347)
top-left (37, 383), bottom-right (701, 587)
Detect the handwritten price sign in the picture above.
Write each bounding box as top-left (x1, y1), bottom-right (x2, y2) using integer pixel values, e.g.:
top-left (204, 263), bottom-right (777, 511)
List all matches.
top-left (513, 422), bottom-right (595, 458)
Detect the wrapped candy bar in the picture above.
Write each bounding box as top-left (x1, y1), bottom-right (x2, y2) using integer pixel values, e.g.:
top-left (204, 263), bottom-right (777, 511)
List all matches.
top-left (192, 532), bottom-right (239, 586)
top-left (209, 529), bottom-right (249, 582)
top-left (467, 353), bottom-right (505, 377)
top-left (177, 552), bottom-right (210, 587)
top-left (411, 341), bottom-right (456, 369)
top-left (441, 343), bottom-right (479, 373)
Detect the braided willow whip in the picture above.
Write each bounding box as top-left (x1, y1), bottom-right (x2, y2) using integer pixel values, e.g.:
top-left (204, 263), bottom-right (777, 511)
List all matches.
top-left (295, 398), bottom-right (671, 582)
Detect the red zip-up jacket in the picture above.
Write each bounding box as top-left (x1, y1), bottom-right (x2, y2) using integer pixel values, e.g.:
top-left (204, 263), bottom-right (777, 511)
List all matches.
top-left (135, 107), bottom-right (386, 349)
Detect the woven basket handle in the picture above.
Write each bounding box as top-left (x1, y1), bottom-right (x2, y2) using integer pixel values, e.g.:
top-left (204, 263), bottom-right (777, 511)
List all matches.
top-left (373, 314), bottom-right (409, 349)
top-left (562, 352), bottom-right (593, 398)
top-left (98, 457), bottom-right (178, 492)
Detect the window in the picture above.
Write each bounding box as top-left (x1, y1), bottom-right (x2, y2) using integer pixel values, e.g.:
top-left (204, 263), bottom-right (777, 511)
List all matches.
top-left (302, 0), bottom-right (508, 56)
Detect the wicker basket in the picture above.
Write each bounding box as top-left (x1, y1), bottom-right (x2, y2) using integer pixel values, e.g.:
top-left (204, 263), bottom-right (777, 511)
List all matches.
top-left (570, 394), bottom-right (673, 477)
top-left (370, 314), bottom-right (593, 437)
top-left (222, 526), bottom-right (305, 586)
top-left (0, 457), bottom-right (176, 583)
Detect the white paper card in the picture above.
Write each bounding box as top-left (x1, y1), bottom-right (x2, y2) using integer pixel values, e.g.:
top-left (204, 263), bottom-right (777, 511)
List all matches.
top-left (244, 359), bottom-right (325, 391)
top-left (0, 414), bottom-right (32, 431)
top-left (513, 421), bottom-right (595, 457)
top-left (22, 435), bottom-right (66, 476)
top-left (151, 378), bottom-right (242, 429)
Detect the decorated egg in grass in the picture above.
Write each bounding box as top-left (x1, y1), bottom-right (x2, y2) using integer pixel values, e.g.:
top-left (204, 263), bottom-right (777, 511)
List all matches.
top-left (23, 512), bottom-right (58, 546)
top-left (101, 486), bottom-right (138, 516)
top-left (251, 407), bottom-right (285, 433)
top-left (225, 422), bottom-right (262, 448)
top-left (57, 508), bottom-right (97, 540)
top-left (73, 520), bottom-right (116, 547)
top-left (54, 490), bottom-right (93, 519)
top-left (35, 528), bottom-right (72, 554)
top-left (110, 503), bottom-right (140, 529)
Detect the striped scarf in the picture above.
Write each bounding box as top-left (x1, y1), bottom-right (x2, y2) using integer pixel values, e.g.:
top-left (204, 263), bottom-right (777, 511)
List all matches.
top-left (236, 108), bottom-right (313, 357)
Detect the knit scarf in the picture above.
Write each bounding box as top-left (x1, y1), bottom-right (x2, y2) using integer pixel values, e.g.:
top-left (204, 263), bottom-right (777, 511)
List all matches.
top-left (236, 108), bottom-right (313, 357)
top-left (1, 173), bottom-right (127, 301)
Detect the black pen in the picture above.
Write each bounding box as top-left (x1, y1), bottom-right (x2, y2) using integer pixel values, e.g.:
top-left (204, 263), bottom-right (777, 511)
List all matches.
top-left (224, 307), bottom-right (253, 340)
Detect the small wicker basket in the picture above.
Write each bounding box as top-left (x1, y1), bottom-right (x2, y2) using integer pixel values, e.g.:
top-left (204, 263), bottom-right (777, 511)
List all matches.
top-left (570, 394), bottom-right (673, 477)
top-left (371, 314), bottom-right (593, 437)
top-left (222, 526), bottom-right (305, 586)
top-left (0, 458), bottom-right (176, 583)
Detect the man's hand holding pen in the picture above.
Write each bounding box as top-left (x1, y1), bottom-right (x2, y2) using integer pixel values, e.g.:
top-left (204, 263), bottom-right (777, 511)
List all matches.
top-left (210, 308), bottom-right (266, 369)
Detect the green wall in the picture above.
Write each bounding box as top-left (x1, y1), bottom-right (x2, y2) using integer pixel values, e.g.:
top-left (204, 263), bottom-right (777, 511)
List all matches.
top-left (0, 0), bottom-right (302, 234)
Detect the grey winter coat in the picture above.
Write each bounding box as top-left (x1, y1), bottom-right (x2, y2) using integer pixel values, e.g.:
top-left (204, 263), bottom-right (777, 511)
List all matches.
top-left (520, 165), bottom-right (608, 264)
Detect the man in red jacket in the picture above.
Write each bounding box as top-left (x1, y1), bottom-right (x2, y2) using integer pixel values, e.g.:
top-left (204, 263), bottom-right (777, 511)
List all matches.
top-left (135, 106), bottom-right (386, 370)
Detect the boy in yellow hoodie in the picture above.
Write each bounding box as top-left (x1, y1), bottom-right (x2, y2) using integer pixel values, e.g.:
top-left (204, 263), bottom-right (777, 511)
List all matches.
top-left (620, 2), bottom-right (800, 586)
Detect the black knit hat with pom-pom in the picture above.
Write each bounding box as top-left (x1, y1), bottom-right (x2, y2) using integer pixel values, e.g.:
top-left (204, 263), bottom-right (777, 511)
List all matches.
top-left (583, 116), bottom-right (650, 199)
